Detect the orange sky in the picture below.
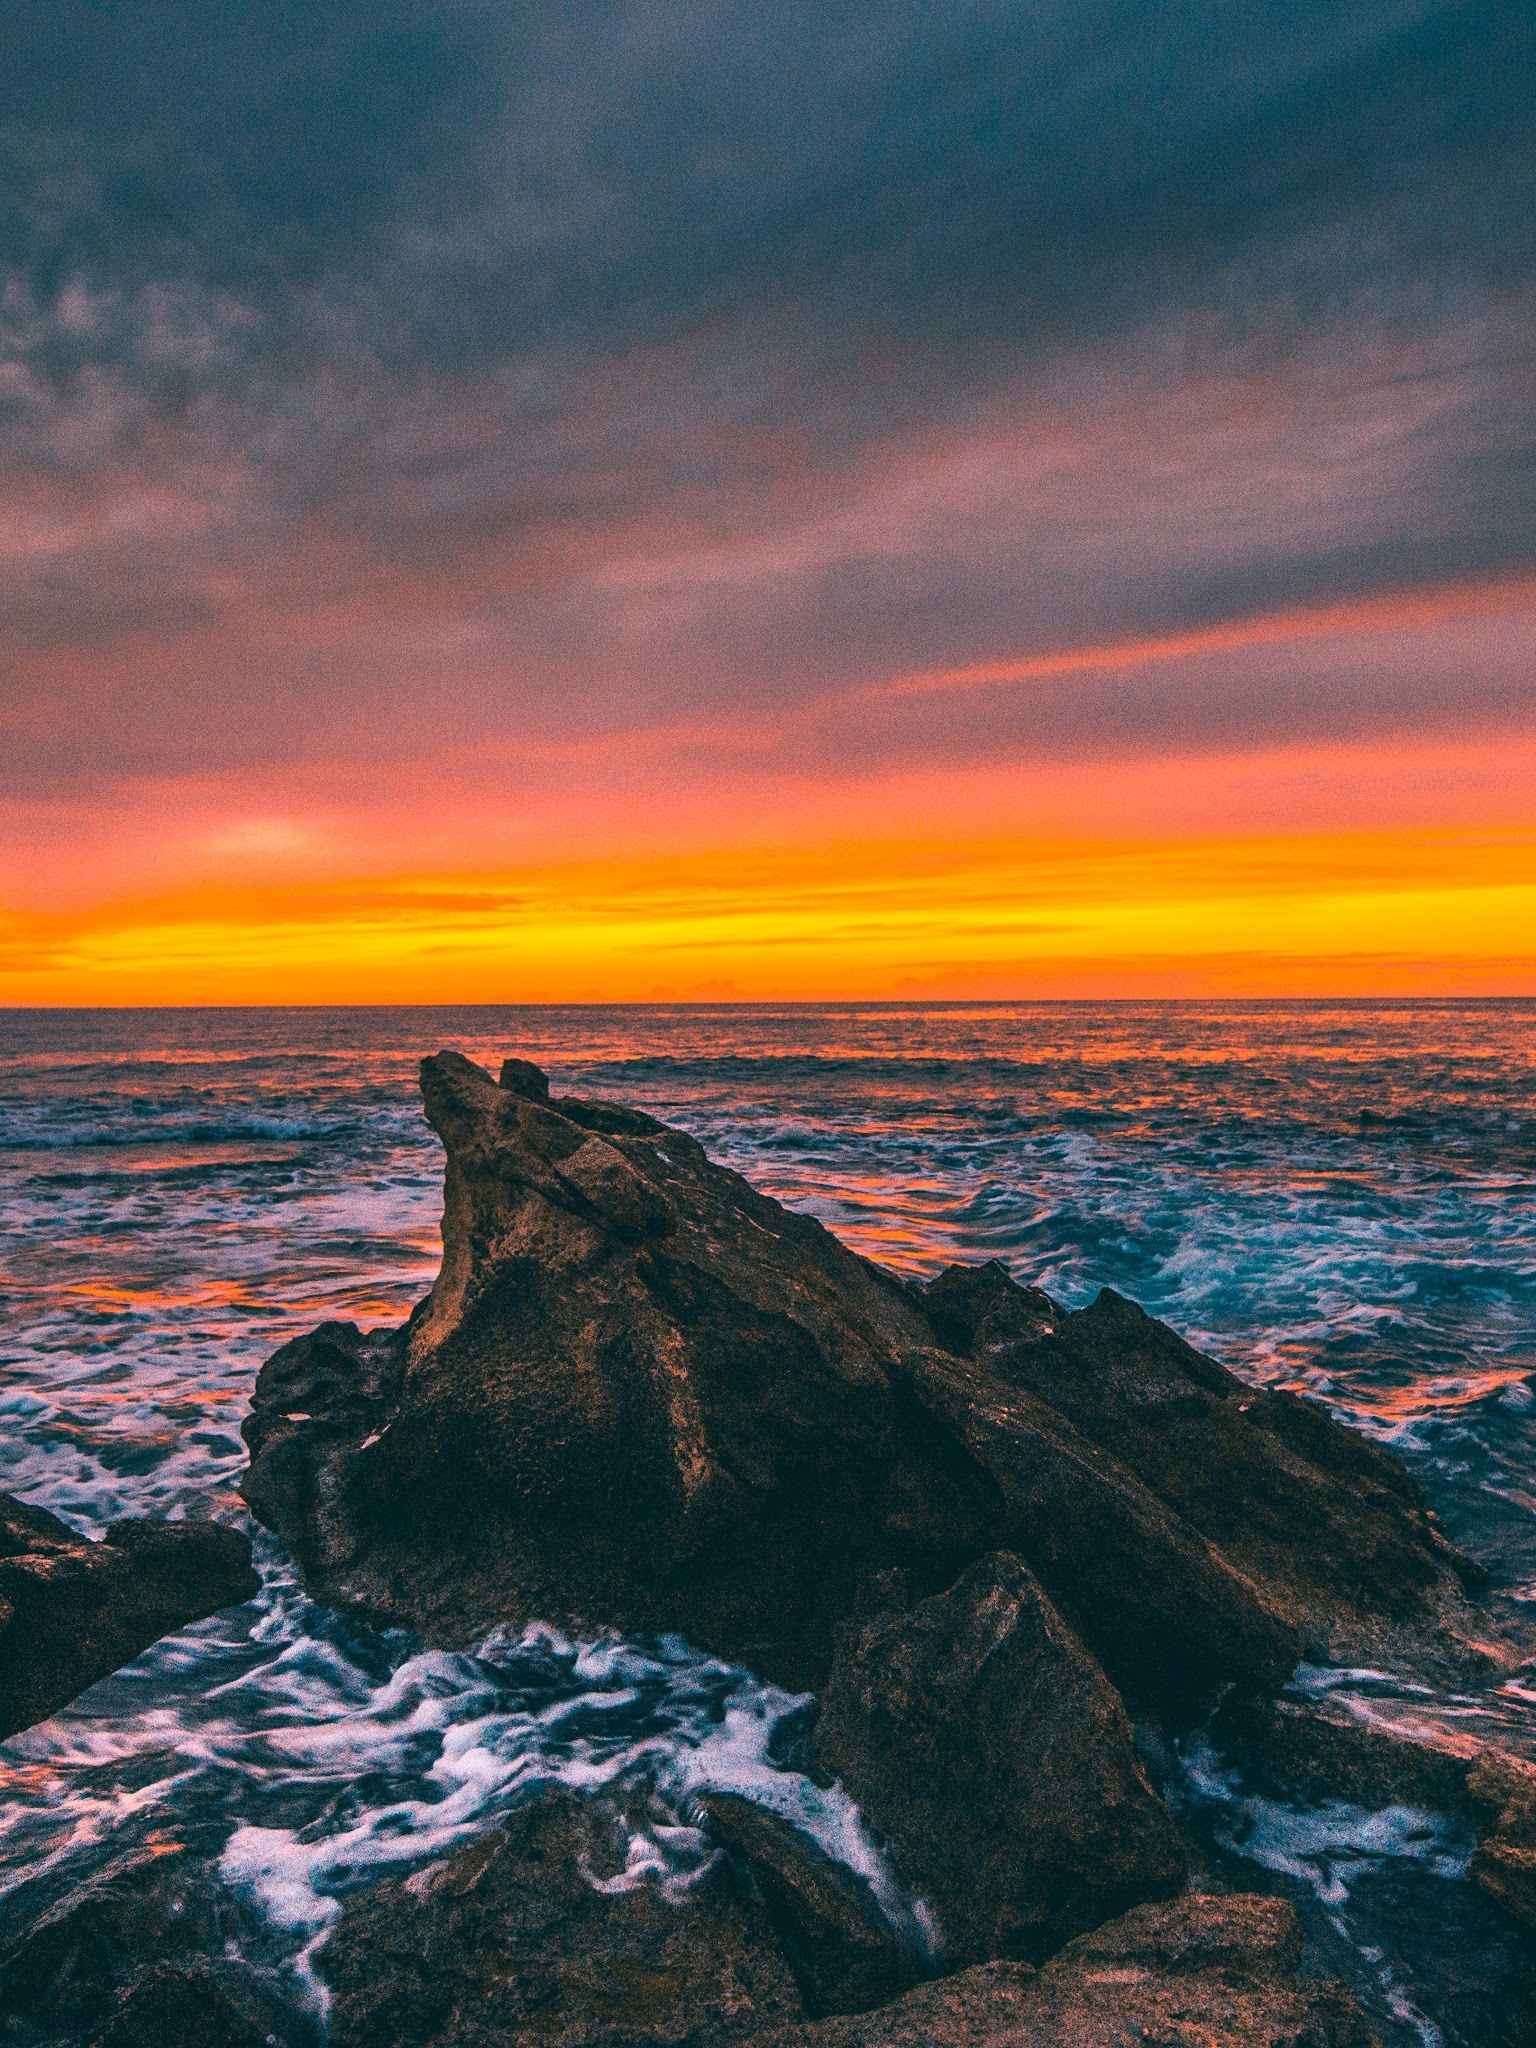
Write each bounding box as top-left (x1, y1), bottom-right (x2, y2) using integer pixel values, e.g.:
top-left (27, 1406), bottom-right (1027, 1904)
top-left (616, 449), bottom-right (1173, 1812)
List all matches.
top-left (7, 4), bottom-right (1534, 1005)
top-left (7, 707), bottom-right (1536, 1004)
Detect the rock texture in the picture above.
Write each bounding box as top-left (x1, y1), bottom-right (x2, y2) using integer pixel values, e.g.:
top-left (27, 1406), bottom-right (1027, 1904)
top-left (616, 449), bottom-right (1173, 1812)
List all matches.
top-left (812, 1551), bottom-right (1185, 1963)
top-left (237, 1052), bottom-right (1496, 2036)
top-left (1210, 1687), bottom-right (1536, 1940)
top-left (769, 1895), bottom-right (1377, 2047)
top-left (0, 1492), bottom-right (258, 1742)
top-left (699, 1794), bottom-right (920, 2015)
top-left (321, 1788), bottom-right (805, 2048)
top-left (1468, 1750), bottom-right (1536, 1935)
top-left (0, 1843), bottom-right (301, 2048)
top-left (242, 1054), bottom-right (1477, 1711)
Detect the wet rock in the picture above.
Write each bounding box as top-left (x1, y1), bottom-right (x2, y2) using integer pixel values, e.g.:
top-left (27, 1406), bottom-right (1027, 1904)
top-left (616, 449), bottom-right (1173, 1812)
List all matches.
top-left (1209, 1688), bottom-right (1482, 1814)
top-left (0, 1844), bottom-right (301, 2048)
top-left (812, 1551), bottom-right (1186, 1964)
top-left (929, 1270), bottom-right (1490, 1678)
top-left (775, 1895), bottom-right (1377, 2047)
top-left (241, 1053), bottom-right (1484, 1729)
top-left (1207, 1688), bottom-right (1536, 1951)
top-left (243, 1051), bottom-right (997, 1687)
top-left (238, 1321), bottom-right (404, 1589)
top-left (698, 1793), bottom-right (920, 2016)
top-left (1467, 1750), bottom-right (1536, 1935)
top-left (0, 1492), bottom-right (258, 1741)
top-left (321, 1787), bottom-right (805, 2047)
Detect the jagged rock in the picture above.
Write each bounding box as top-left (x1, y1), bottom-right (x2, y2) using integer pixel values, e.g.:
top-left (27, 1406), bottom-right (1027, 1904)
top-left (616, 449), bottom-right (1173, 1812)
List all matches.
top-left (1465, 1752), bottom-right (1536, 1935)
top-left (811, 1552), bottom-right (1186, 1964)
top-left (321, 1787), bottom-right (805, 2047)
top-left (699, 1793), bottom-right (920, 2015)
top-left (933, 1274), bottom-right (1492, 1676)
top-left (0, 1844), bottom-right (301, 2048)
top-left (244, 1049), bottom-right (999, 1687)
top-left (772, 1895), bottom-right (1378, 2047)
top-left (0, 1492), bottom-right (258, 1741)
top-left (915, 1259), bottom-right (1058, 1356)
top-left (899, 1345), bottom-right (1301, 1707)
top-left (243, 1054), bottom-right (1473, 1716)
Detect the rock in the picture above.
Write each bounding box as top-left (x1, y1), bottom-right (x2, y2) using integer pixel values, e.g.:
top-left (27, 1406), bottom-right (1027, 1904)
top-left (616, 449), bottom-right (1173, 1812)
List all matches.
top-left (928, 1272), bottom-right (1491, 1677)
top-left (0, 1843), bottom-right (299, 2048)
top-left (1467, 1750), bottom-right (1536, 1935)
top-left (0, 1492), bottom-right (258, 1741)
top-left (238, 1321), bottom-right (404, 1589)
top-left (916, 1258), bottom-right (1058, 1356)
top-left (699, 1793), bottom-right (920, 2016)
top-left (774, 1895), bottom-right (1377, 2047)
top-left (900, 1345), bottom-right (1301, 1708)
top-left (246, 1056), bottom-right (1473, 1711)
top-left (243, 1050), bottom-right (998, 1687)
top-left (1209, 1688), bottom-right (1483, 1815)
top-left (812, 1551), bottom-right (1186, 1964)
top-left (90, 1963), bottom-right (287, 2048)
top-left (1208, 1688), bottom-right (1536, 1947)
top-left (321, 1787), bottom-right (805, 2047)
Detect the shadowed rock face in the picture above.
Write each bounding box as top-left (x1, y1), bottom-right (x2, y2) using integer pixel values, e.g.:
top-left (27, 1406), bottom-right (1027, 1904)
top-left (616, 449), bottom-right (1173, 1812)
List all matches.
top-left (0, 1843), bottom-right (303, 2048)
top-left (773, 1896), bottom-right (1378, 2048)
top-left (812, 1552), bottom-right (1186, 1964)
top-left (698, 1795), bottom-right (921, 2016)
top-left (322, 1789), bottom-right (806, 2048)
top-left (0, 1492), bottom-right (258, 1742)
top-left (242, 1053), bottom-right (1478, 1713)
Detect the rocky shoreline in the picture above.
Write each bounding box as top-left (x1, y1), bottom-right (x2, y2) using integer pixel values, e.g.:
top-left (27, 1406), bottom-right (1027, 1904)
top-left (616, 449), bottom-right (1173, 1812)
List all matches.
top-left (5, 1048), bottom-right (1535, 2044)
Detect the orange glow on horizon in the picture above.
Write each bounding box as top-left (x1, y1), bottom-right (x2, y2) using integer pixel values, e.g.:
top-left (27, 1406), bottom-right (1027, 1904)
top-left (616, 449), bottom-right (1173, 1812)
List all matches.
top-left (5, 818), bottom-right (1534, 1005)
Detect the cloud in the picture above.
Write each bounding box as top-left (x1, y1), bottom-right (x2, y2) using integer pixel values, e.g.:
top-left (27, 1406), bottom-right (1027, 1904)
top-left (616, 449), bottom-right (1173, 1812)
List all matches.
top-left (1, 0), bottom-right (1533, 827)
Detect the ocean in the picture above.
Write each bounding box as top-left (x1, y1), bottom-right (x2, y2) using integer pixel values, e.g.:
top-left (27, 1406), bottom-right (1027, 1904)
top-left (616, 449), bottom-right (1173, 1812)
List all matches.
top-left (2, 1002), bottom-right (1534, 2044)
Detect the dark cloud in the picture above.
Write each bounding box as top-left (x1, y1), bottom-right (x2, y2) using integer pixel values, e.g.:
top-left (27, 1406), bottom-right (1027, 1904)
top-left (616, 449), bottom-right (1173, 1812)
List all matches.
top-left (3, 0), bottom-right (1534, 792)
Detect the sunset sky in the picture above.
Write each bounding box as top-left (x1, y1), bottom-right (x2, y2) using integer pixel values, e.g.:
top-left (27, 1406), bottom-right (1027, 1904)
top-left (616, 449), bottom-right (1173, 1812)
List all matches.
top-left (4, 2), bottom-right (1534, 1001)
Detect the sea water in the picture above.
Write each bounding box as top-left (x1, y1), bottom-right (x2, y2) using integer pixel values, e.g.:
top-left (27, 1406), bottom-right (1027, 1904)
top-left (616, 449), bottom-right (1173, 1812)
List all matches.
top-left (2, 1003), bottom-right (1534, 2043)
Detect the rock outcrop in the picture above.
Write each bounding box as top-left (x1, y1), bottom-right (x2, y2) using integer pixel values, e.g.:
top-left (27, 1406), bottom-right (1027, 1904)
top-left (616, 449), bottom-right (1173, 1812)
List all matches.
top-left (698, 1794), bottom-right (920, 2015)
top-left (322, 1788), bottom-right (805, 2048)
top-left (811, 1551), bottom-right (1185, 1962)
top-left (774, 1895), bottom-right (1378, 2047)
top-left (242, 1053), bottom-right (1477, 1711)
top-left (0, 1842), bottom-right (301, 2048)
top-left (0, 1492), bottom-right (258, 1742)
top-left (237, 1051), bottom-right (1498, 2035)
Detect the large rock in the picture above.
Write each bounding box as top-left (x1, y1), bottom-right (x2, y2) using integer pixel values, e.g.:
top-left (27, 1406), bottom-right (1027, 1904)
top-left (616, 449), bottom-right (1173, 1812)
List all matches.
top-left (699, 1794), bottom-right (921, 2015)
top-left (321, 1787), bottom-right (805, 2048)
top-left (1468, 1750), bottom-right (1536, 1935)
top-left (0, 1492), bottom-right (258, 1741)
top-left (930, 1269), bottom-right (1491, 1677)
top-left (811, 1551), bottom-right (1186, 1964)
top-left (244, 1050), bottom-right (999, 1687)
top-left (0, 1843), bottom-right (300, 2048)
top-left (772, 1895), bottom-right (1378, 2047)
top-left (242, 1054), bottom-right (1474, 1712)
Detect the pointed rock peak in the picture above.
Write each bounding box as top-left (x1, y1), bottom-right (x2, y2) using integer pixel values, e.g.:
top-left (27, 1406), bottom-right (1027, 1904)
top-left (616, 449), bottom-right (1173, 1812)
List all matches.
top-left (499, 1057), bottom-right (551, 1102)
top-left (921, 1259), bottom-right (1058, 1356)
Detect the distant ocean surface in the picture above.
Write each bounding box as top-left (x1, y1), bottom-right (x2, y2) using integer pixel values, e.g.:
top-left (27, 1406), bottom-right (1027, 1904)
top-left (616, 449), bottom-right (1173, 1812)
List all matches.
top-left (3, 1003), bottom-right (1535, 2045)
